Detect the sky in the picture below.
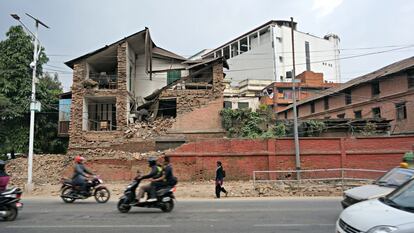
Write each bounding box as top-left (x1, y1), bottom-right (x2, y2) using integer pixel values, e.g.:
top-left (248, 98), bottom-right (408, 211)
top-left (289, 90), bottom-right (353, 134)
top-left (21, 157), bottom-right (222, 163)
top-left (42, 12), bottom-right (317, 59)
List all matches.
top-left (1, 0), bottom-right (414, 91)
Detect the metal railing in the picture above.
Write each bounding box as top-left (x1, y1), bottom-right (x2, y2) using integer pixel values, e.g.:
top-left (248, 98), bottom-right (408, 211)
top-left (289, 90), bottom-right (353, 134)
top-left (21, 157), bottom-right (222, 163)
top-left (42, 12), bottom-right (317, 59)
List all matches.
top-left (253, 168), bottom-right (387, 187)
top-left (89, 74), bottom-right (117, 89)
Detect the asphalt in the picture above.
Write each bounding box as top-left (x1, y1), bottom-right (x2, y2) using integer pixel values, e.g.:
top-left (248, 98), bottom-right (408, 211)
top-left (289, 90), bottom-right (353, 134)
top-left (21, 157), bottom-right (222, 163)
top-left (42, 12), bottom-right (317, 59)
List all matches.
top-left (0, 197), bottom-right (343, 233)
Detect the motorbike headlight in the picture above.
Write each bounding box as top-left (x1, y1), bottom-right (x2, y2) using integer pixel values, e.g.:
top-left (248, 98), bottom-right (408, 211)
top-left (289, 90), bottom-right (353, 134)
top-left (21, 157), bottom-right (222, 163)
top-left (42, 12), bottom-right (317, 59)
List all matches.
top-left (367, 226), bottom-right (398, 233)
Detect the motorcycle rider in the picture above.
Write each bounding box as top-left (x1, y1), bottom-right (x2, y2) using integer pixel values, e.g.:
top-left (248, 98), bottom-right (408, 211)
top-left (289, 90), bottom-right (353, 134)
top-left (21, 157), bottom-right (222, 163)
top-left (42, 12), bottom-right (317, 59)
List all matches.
top-left (0, 160), bottom-right (10, 192)
top-left (136, 157), bottom-right (162, 203)
top-left (72, 155), bottom-right (94, 196)
top-left (149, 156), bottom-right (177, 199)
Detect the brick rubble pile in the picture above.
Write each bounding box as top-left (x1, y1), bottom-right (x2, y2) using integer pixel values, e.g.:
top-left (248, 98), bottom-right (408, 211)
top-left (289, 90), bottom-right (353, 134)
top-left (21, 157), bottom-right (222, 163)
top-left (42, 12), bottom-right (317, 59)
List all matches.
top-left (124, 117), bottom-right (175, 139)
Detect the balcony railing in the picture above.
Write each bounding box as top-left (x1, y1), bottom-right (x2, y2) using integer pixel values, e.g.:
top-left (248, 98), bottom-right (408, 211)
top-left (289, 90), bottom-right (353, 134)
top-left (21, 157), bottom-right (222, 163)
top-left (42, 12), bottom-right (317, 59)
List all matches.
top-left (89, 74), bottom-right (118, 89)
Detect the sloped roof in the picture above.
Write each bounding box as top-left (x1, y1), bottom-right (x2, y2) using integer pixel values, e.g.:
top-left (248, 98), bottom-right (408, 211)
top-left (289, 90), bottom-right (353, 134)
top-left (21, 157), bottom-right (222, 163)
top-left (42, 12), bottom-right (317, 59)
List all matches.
top-left (279, 56), bottom-right (414, 112)
top-left (186, 57), bottom-right (229, 70)
top-left (65, 28), bottom-right (186, 68)
top-left (152, 47), bottom-right (186, 61)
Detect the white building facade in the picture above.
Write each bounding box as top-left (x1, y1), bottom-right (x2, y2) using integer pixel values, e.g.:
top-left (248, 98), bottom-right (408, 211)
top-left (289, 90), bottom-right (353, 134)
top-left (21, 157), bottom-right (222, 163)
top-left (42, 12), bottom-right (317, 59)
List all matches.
top-left (223, 79), bottom-right (272, 111)
top-left (203, 20), bottom-right (341, 83)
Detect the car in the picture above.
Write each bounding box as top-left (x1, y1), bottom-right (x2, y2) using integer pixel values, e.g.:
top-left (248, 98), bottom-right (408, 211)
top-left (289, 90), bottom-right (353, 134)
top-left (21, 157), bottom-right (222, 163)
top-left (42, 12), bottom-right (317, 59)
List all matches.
top-left (341, 167), bottom-right (414, 208)
top-left (336, 178), bottom-right (414, 233)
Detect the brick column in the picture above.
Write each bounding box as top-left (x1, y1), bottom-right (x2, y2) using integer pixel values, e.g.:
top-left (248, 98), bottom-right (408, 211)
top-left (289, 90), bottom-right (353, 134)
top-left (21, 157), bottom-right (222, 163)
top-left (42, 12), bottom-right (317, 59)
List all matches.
top-left (267, 139), bottom-right (277, 180)
top-left (212, 62), bottom-right (225, 98)
top-left (340, 138), bottom-right (346, 169)
top-left (116, 42), bottom-right (128, 130)
top-left (68, 62), bottom-right (87, 149)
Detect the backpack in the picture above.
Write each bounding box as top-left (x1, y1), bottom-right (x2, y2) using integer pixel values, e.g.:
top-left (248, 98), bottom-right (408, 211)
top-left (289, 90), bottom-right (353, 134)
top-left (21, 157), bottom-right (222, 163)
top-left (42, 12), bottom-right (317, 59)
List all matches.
top-left (223, 170), bottom-right (226, 178)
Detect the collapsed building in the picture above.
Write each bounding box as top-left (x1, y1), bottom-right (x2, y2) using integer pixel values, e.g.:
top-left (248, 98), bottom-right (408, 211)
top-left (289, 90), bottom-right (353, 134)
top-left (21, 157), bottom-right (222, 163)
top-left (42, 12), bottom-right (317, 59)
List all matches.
top-left (63, 28), bottom-right (228, 150)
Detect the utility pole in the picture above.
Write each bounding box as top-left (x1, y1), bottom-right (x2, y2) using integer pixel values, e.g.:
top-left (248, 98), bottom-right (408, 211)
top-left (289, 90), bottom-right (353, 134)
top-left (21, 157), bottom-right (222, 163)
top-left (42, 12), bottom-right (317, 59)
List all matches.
top-left (11, 13), bottom-right (49, 192)
top-left (290, 17), bottom-right (301, 180)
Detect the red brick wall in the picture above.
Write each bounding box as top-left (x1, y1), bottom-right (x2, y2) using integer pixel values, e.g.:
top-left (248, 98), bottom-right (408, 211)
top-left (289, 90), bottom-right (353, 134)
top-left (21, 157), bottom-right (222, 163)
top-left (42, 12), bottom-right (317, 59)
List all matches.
top-left (167, 136), bottom-right (414, 181)
top-left (73, 136), bottom-right (414, 182)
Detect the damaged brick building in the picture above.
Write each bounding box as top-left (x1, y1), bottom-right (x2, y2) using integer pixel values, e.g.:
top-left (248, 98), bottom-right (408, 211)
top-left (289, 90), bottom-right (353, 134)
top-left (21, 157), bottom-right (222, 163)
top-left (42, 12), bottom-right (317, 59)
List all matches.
top-left (64, 28), bottom-right (228, 150)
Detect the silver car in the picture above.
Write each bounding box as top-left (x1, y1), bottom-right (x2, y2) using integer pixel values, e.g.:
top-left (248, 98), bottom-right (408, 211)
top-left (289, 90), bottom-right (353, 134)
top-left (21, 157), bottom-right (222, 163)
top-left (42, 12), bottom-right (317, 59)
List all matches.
top-left (341, 167), bottom-right (414, 208)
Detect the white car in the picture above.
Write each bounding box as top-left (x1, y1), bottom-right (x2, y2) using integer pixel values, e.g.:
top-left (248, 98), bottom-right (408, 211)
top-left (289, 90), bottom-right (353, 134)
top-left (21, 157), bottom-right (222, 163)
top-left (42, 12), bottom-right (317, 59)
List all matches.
top-left (341, 167), bottom-right (414, 208)
top-left (336, 178), bottom-right (414, 233)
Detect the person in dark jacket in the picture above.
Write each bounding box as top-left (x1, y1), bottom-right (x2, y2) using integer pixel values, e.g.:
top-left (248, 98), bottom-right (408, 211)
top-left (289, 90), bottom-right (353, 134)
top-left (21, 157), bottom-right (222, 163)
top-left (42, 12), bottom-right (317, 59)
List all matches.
top-left (215, 161), bottom-right (228, 198)
top-left (136, 157), bottom-right (163, 202)
top-left (149, 156), bottom-right (177, 198)
top-left (0, 160), bottom-right (10, 192)
top-left (72, 155), bottom-right (94, 195)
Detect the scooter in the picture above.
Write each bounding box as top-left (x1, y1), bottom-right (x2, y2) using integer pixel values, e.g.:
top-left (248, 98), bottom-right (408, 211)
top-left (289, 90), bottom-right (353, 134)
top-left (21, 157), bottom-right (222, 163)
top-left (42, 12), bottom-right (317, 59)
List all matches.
top-left (0, 187), bottom-right (23, 221)
top-left (60, 176), bottom-right (110, 203)
top-left (117, 179), bottom-right (176, 213)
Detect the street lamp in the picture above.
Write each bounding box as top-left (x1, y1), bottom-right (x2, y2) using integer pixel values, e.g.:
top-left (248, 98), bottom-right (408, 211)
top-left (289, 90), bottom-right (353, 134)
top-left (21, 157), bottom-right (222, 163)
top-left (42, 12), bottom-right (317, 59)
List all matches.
top-left (10, 13), bottom-right (49, 192)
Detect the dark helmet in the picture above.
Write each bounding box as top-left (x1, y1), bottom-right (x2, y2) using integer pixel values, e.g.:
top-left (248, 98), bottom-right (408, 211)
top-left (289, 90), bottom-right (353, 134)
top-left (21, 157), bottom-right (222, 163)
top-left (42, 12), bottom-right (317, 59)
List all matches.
top-left (148, 157), bottom-right (157, 167)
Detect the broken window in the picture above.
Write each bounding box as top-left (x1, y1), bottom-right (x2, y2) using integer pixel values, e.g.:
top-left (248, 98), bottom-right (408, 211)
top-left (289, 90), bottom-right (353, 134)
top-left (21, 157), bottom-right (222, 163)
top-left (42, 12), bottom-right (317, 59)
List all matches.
top-left (396, 103), bottom-right (407, 120)
top-left (372, 107), bottom-right (381, 118)
top-left (345, 90), bottom-right (352, 105)
top-left (86, 97), bottom-right (117, 131)
top-left (324, 97), bottom-right (329, 110)
top-left (223, 46), bottom-right (230, 59)
top-left (215, 50), bottom-right (222, 58)
top-left (231, 42), bottom-right (238, 58)
top-left (249, 33), bottom-right (258, 50)
top-left (240, 37), bottom-right (248, 53)
top-left (158, 99), bottom-right (177, 118)
top-left (372, 81), bottom-right (380, 97)
top-left (354, 110), bottom-right (362, 119)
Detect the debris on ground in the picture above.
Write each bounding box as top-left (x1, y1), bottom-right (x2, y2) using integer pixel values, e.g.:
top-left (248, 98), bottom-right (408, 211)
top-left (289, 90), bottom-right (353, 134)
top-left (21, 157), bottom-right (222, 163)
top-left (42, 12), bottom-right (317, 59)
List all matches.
top-left (6, 149), bottom-right (170, 188)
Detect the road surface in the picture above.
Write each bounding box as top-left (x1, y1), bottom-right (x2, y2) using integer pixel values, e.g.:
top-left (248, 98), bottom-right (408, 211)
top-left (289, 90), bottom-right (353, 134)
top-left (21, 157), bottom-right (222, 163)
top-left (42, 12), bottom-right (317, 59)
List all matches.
top-left (0, 197), bottom-right (342, 233)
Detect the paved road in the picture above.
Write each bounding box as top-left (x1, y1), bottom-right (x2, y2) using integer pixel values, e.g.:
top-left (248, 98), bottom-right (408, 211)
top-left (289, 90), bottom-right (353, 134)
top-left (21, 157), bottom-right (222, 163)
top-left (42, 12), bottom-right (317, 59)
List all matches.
top-left (0, 197), bottom-right (342, 233)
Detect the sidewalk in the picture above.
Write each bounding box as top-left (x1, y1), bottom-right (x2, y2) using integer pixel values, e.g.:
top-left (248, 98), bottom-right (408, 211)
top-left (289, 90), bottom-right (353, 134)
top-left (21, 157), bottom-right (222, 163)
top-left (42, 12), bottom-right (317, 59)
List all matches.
top-left (17, 180), bottom-right (343, 199)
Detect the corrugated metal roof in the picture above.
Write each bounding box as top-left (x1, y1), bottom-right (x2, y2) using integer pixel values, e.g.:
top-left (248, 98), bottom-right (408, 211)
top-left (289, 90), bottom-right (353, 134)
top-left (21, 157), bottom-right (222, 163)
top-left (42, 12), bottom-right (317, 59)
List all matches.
top-left (279, 56), bottom-right (414, 112)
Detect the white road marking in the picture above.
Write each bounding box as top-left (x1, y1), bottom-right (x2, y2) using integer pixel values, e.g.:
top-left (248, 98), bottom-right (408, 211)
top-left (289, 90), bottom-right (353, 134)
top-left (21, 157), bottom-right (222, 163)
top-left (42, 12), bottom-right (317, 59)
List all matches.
top-left (181, 207), bottom-right (337, 213)
top-left (7, 225), bottom-right (171, 229)
top-left (254, 223), bottom-right (334, 227)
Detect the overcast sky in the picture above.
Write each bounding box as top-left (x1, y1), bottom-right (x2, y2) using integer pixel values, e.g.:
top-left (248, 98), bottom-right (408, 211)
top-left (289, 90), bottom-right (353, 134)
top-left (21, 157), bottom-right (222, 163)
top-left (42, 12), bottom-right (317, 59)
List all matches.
top-left (1, 0), bottom-right (413, 91)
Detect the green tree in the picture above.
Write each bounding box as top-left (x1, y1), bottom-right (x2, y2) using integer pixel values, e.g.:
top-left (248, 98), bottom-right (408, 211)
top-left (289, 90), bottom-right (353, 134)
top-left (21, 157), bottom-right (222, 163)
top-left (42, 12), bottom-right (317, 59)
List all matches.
top-left (0, 26), bottom-right (67, 155)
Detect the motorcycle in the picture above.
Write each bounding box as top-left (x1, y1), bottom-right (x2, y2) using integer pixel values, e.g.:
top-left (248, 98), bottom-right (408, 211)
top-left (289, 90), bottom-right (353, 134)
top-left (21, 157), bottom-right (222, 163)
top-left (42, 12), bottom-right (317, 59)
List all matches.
top-left (117, 179), bottom-right (176, 213)
top-left (0, 187), bottom-right (23, 221)
top-left (60, 176), bottom-right (110, 203)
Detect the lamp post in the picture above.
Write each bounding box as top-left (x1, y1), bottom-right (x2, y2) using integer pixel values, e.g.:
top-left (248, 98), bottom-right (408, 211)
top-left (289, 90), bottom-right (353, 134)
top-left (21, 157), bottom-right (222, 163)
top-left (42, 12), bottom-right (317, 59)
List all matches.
top-left (10, 13), bottom-right (49, 192)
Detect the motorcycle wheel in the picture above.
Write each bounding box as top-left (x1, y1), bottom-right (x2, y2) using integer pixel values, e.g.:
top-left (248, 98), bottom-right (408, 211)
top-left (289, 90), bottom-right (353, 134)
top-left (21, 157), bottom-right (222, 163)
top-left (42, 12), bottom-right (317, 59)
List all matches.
top-left (94, 187), bottom-right (110, 203)
top-left (2, 205), bottom-right (18, 221)
top-left (61, 186), bottom-right (76, 203)
top-left (117, 198), bottom-right (131, 213)
top-left (161, 199), bottom-right (174, 213)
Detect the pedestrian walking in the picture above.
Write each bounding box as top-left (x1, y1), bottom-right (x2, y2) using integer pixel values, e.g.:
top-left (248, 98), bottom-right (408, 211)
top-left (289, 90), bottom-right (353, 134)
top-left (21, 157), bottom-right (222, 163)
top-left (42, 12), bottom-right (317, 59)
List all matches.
top-left (215, 161), bottom-right (228, 198)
